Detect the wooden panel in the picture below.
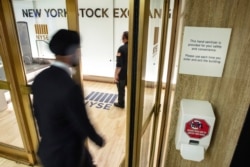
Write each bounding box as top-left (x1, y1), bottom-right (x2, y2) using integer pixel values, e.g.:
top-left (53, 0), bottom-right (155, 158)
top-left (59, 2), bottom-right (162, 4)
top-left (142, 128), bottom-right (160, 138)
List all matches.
top-left (165, 0), bottom-right (250, 166)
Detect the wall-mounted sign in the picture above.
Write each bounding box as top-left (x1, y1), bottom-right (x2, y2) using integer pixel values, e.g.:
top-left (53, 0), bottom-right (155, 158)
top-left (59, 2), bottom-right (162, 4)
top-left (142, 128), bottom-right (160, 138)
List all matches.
top-left (179, 26), bottom-right (232, 77)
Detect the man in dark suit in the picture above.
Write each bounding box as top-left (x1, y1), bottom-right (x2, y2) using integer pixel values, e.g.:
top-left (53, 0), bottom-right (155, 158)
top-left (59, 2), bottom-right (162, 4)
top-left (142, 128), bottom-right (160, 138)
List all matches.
top-left (32, 29), bottom-right (104, 167)
top-left (114, 31), bottom-right (128, 108)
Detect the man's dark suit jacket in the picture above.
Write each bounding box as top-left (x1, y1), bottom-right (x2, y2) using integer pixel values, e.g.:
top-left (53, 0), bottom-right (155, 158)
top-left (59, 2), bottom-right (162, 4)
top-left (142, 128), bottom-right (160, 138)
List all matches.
top-left (31, 65), bottom-right (103, 167)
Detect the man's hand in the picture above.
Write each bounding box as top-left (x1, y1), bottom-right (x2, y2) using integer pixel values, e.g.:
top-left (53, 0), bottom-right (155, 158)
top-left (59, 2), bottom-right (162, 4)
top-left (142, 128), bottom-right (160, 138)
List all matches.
top-left (114, 76), bottom-right (119, 83)
top-left (114, 67), bottom-right (121, 83)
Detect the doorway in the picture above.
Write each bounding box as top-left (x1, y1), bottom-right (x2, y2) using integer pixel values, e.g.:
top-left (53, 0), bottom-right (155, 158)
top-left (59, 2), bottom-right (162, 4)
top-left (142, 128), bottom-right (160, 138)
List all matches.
top-left (0, 0), bottom-right (177, 166)
top-left (125, 0), bottom-right (177, 167)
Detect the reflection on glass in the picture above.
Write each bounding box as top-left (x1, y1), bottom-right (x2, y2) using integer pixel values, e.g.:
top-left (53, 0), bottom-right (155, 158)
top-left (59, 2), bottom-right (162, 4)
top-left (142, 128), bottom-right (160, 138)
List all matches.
top-left (16, 21), bottom-right (52, 84)
top-left (0, 53), bottom-right (24, 148)
top-left (142, 0), bottom-right (164, 124)
top-left (142, 84), bottom-right (156, 124)
top-left (140, 119), bottom-right (153, 167)
top-left (140, 1), bottom-right (165, 165)
top-left (12, 0), bottom-right (68, 84)
top-left (0, 90), bottom-right (24, 148)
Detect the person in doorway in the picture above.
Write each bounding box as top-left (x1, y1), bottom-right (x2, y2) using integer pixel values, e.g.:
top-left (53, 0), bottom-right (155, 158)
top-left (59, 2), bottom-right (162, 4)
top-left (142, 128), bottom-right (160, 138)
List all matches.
top-left (31, 29), bottom-right (104, 167)
top-left (114, 31), bottom-right (128, 108)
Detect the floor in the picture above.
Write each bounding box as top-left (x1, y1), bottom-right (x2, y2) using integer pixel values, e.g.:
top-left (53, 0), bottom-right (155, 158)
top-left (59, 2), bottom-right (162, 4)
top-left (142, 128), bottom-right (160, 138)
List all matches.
top-left (0, 80), bottom-right (171, 167)
top-left (0, 157), bottom-right (38, 167)
top-left (84, 81), bottom-right (126, 167)
top-left (0, 80), bottom-right (126, 167)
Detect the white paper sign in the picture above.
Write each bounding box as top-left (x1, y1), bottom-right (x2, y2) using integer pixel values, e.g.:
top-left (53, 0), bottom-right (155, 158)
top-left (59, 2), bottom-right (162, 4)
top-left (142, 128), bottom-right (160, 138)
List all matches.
top-left (179, 26), bottom-right (231, 77)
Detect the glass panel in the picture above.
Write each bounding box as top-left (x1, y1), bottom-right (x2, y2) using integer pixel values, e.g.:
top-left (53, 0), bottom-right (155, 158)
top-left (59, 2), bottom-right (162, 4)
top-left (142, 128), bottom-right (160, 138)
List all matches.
top-left (0, 55), bottom-right (24, 148)
top-left (139, 0), bottom-right (165, 166)
top-left (142, 0), bottom-right (164, 124)
top-left (162, 0), bottom-right (175, 84)
top-left (7, 0), bottom-right (68, 149)
top-left (139, 118), bottom-right (153, 167)
top-left (12, 0), bottom-right (68, 84)
top-left (78, 1), bottom-right (129, 166)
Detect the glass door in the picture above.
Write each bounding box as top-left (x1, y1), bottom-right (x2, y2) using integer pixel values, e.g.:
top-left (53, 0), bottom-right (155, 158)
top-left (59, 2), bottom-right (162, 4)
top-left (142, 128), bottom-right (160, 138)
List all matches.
top-left (0, 1), bottom-right (38, 164)
top-left (0, 37), bottom-right (25, 156)
top-left (0, 0), bottom-right (80, 165)
top-left (125, 0), bottom-right (171, 166)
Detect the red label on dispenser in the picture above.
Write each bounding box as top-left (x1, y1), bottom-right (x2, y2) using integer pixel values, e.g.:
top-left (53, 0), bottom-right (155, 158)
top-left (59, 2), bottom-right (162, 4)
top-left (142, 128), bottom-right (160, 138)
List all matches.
top-left (185, 118), bottom-right (210, 139)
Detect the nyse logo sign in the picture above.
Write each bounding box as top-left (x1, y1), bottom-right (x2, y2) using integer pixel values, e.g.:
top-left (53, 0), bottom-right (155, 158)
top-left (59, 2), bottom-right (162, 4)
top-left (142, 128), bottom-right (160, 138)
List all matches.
top-left (35, 24), bottom-right (49, 40)
top-left (85, 91), bottom-right (118, 110)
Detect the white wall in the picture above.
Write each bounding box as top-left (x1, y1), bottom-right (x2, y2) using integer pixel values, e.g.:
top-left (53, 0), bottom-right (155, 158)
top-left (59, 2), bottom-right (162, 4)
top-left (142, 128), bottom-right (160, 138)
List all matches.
top-left (78, 0), bottom-right (129, 77)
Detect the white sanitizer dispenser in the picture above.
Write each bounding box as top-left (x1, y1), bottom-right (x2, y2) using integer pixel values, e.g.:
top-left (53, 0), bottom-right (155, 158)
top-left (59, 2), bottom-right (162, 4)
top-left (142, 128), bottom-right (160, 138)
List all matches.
top-left (175, 99), bottom-right (215, 162)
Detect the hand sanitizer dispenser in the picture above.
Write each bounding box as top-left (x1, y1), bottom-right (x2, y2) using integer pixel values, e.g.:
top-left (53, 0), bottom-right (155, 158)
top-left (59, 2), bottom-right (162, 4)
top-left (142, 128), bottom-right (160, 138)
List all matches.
top-left (175, 99), bottom-right (215, 162)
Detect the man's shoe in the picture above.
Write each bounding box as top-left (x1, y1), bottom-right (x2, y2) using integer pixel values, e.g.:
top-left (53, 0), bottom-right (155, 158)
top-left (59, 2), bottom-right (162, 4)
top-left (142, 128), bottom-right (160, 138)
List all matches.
top-left (114, 102), bottom-right (124, 108)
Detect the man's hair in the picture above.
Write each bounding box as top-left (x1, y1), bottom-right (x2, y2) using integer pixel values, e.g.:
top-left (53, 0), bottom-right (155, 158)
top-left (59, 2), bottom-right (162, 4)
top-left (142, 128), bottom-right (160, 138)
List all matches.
top-left (49, 29), bottom-right (80, 56)
top-left (122, 31), bottom-right (128, 40)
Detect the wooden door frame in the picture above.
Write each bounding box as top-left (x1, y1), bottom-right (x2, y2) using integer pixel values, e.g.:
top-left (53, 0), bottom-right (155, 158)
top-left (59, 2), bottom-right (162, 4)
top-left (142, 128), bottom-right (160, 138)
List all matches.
top-left (125, 0), bottom-right (151, 166)
top-left (125, 0), bottom-right (174, 166)
top-left (0, 1), bottom-right (38, 164)
top-left (156, 0), bottom-right (180, 166)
